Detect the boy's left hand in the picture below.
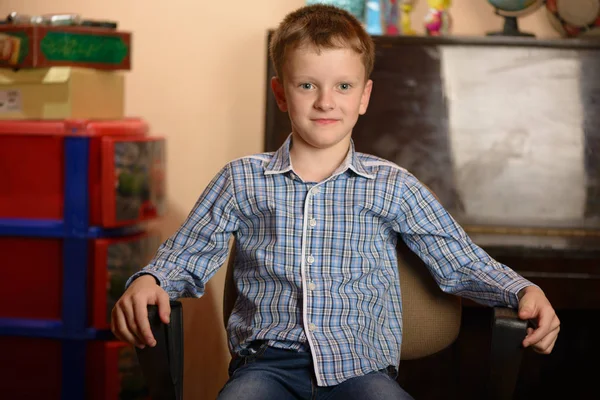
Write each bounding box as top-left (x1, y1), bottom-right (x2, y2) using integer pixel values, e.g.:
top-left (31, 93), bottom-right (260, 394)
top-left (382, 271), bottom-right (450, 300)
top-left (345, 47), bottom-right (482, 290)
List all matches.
top-left (518, 285), bottom-right (560, 354)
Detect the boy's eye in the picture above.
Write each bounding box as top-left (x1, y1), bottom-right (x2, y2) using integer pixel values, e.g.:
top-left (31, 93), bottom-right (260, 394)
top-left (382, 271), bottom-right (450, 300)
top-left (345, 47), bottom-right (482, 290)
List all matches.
top-left (300, 83), bottom-right (314, 90)
top-left (339, 83), bottom-right (351, 90)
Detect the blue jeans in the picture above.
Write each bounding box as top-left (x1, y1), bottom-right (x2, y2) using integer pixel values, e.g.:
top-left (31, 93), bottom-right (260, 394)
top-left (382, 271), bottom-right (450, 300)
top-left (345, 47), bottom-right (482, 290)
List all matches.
top-left (217, 341), bottom-right (414, 400)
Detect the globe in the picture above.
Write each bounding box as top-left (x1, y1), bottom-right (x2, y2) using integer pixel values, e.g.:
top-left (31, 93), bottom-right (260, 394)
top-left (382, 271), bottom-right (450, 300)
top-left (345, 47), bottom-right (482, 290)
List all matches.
top-left (487, 0), bottom-right (544, 36)
top-left (488, 0), bottom-right (543, 16)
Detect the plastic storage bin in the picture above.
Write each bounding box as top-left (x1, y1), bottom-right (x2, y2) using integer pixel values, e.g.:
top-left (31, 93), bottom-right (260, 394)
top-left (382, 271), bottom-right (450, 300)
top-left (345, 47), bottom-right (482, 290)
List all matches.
top-left (88, 232), bottom-right (161, 329)
top-left (0, 118), bottom-right (166, 227)
top-left (0, 231), bottom-right (159, 325)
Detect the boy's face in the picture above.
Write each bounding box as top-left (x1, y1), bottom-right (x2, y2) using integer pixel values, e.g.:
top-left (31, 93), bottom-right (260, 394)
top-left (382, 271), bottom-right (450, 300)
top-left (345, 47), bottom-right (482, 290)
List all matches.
top-left (271, 44), bottom-right (372, 151)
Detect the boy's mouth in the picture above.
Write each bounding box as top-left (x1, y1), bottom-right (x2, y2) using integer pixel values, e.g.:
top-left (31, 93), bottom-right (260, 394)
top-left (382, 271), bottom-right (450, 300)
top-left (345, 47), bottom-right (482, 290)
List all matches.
top-left (312, 118), bottom-right (339, 125)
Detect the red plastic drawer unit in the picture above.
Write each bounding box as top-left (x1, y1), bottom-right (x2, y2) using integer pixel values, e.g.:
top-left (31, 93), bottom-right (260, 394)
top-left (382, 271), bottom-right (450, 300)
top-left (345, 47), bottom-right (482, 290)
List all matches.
top-left (0, 118), bottom-right (166, 227)
top-left (1, 337), bottom-right (149, 400)
top-left (0, 232), bottom-right (159, 323)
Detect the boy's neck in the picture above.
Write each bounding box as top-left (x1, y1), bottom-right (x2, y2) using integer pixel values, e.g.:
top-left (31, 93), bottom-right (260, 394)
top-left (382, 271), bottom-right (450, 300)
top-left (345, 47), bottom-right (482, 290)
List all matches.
top-left (289, 133), bottom-right (351, 183)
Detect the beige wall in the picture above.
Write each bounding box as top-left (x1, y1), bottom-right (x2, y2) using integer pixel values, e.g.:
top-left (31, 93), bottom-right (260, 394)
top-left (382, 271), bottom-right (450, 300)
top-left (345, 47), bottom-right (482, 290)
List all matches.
top-left (0, 0), bottom-right (559, 398)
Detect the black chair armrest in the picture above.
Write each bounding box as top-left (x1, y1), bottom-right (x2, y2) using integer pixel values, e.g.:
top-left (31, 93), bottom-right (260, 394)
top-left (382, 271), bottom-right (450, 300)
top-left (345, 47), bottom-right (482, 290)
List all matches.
top-left (135, 300), bottom-right (184, 400)
top-left (489, 306), bottom-right (529, 400)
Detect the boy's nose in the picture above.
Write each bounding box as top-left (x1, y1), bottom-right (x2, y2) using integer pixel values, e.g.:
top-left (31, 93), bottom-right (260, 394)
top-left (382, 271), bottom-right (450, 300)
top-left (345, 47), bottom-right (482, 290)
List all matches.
top-left (314, 91), bottom-right (335, 111)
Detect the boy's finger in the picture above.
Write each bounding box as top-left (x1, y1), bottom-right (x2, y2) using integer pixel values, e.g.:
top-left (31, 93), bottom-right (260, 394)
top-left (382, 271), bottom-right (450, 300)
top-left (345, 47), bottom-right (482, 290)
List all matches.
top-left (120, 300), bottom-right (148, 346)
top-left (524, 325), bottom-right (547, 347)
top-left (157, 292), bottom-right (171, 325)
top-left (133, 298), bottom-right (155, 347)
top-left (113, 307), bottom-right (144, 348)
top-left (533, 326), bottom-right (559, 354)
top-left (523, 308), bottom-right (553, 346)
top-left (110, 307), bottom-right (120, 338)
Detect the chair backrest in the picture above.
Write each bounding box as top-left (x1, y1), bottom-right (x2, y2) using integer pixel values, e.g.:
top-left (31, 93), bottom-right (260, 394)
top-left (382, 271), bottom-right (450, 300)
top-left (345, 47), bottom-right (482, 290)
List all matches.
top-left (222, 239), bottom-right (461, 360)
top-left (396, 240), bottom-right (461, 359)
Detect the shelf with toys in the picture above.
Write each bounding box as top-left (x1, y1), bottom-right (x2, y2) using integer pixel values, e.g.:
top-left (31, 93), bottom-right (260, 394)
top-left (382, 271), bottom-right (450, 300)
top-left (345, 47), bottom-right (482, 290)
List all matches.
top-left (326, 0), bottom-right (600, 38)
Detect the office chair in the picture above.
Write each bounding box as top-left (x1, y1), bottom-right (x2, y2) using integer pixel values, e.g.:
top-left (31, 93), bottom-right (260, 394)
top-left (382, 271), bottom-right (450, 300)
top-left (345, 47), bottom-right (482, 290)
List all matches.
top-left (135, 239), bottom-right (529, 400)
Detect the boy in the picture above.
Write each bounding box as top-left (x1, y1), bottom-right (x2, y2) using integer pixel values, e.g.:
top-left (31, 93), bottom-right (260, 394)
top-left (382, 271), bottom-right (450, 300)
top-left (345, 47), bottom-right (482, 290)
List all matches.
top-left (112, 4), bottom-right (560, 399)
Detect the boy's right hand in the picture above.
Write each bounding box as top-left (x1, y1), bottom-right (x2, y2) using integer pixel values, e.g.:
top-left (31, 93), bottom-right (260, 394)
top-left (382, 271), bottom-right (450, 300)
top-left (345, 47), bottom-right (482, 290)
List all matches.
top-left (111, 274), bottom-right (171, 349)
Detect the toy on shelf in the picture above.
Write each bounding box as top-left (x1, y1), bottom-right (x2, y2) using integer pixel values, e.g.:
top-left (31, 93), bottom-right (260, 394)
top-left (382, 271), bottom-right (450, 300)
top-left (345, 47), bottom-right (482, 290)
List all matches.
top-left (424, 0), bottom-right (452, 36)
top-left (306, 0), bottom-right (366, 22)
top-left (384, 1), bottom-right (401, 35)
top-left (545, 0), bottom-right (600, 38)
top-left (486, 0), bottom-right (544, 37)
top-left (366, 0), bottom-right (384, 35)
top-left (401, 0), bottom-right (419, 35)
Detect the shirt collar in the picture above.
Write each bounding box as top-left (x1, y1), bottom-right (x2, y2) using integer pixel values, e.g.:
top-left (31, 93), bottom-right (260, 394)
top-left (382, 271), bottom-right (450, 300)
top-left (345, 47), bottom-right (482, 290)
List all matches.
top-left (264, 134), bottom-right (375, 179)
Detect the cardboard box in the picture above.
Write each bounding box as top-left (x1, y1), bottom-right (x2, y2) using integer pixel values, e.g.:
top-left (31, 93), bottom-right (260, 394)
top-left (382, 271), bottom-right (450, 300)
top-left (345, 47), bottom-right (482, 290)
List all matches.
top-left (0, 66), bottom-right (124, 119)
top-left (0, 25), bottom-right (131, 70)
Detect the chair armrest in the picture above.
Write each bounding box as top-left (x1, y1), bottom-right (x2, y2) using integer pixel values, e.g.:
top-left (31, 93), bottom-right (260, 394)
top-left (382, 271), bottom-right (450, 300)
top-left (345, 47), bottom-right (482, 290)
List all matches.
top-left (489, 306), bottom-right (529, 400)
top-left (135, 300), bottom-right (184, 400)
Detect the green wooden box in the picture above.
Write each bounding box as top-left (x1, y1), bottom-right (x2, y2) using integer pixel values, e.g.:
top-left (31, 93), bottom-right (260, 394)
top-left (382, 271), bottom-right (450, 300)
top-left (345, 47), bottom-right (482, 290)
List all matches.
top-left (0, 25), bottom-right (131, 70)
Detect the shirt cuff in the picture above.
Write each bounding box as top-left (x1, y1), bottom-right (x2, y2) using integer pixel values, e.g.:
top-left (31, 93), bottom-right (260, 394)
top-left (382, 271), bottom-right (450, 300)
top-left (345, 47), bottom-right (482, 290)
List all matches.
top-left (506, 279), bottom-right (540, 309)
top-left (125, 269), bottom-right (169, 291)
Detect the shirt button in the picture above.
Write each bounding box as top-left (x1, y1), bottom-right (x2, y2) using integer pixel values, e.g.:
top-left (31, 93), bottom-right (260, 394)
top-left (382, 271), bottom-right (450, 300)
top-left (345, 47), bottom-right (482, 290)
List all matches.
top-left (308, 323), bottom-right (317, 332)
top-left (308, 282), bottom-right (316, 290)
top-left (309, 218), bottom-right (317, 227)
top-left (310, 187), bottom-right (320, 195)
top-left (306, 255), bottom-right (315, 264)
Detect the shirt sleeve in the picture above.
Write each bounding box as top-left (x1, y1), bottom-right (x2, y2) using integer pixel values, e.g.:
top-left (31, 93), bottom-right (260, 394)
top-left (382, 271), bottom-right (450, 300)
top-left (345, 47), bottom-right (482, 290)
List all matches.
top-left (126, 163), bottom-right (239, 299)
top-left (396, 173), bottom-right (535, 308)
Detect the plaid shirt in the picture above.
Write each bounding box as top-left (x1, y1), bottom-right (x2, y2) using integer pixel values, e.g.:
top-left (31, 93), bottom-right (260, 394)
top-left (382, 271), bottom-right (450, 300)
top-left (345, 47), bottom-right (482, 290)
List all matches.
top-left (129, 135), bottom-right (532, 386)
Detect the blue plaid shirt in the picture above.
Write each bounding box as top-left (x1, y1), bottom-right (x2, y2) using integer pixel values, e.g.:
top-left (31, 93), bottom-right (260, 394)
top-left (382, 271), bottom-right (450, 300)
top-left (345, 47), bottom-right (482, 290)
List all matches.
top-left (129, 135), bottom-right (532, 386)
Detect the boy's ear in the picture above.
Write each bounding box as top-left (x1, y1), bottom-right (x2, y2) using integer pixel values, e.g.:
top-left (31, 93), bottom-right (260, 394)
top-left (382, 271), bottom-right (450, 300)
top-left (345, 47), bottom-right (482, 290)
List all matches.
top-left (359, 79), bottom-right (373, 116)
top-left (271, 76), bottom-right (288, 112)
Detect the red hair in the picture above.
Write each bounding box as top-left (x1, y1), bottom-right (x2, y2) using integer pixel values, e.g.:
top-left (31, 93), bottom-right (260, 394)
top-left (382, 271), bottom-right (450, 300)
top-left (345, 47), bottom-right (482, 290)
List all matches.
top-left (269, 4), bottom-right (375, 81)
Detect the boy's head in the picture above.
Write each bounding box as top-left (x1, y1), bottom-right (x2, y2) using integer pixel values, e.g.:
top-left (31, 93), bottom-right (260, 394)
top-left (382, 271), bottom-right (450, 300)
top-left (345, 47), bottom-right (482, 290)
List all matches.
top-left (269, 5), bottom-right (375, 152)
top-left (269, 4), bottom-right (375, 83)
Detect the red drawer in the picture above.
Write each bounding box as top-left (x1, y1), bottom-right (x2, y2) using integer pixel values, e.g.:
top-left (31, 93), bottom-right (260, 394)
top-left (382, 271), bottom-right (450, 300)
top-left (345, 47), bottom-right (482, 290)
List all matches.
top-left (89, 232), bottom-right (161, 329)
top-left (0, 118), bottom-right (166, 227)
top-left (97, 135), bottom-right (166, 228)
top-left (0, 232), bottom-right (160, 323)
